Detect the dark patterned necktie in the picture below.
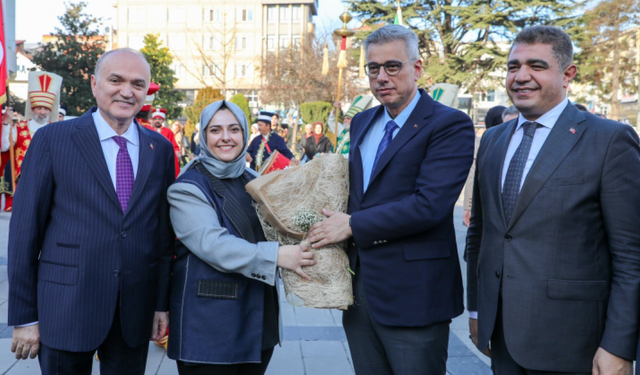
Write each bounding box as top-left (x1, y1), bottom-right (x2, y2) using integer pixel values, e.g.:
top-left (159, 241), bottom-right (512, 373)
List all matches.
top-left (502, 121), bottom-right (539, 223)
top-left (113, 136), bottom-right (134, 212)
top-left (372, 120), bottom-right (398, 173)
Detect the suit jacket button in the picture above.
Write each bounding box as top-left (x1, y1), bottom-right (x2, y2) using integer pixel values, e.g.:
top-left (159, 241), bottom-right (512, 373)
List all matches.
top-left (114, 270), bottom-right (120, 277)
top-left (504, 235), bottom-right (512, 242)
top-left (495, 271), bottom-right (501, 278)
top-left (262, 276), bottom-right (266, 280)
top-left (121, 231), bottom-right (127, 238)
top-left (351, 241), bottom-right (356, 247)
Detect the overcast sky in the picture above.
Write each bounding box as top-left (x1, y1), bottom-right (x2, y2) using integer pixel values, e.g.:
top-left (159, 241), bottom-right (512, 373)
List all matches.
top-left (16, 0), bottom-right (354, 44)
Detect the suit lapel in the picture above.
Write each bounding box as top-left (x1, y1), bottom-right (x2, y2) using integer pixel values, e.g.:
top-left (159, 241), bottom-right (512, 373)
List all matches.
top-left (71, 109), bottom-right (121, 211)
top-left (351, 106), bottom-right (383, 201)
top-left (127, 124), bottom-right (154, 215)
top-left (507, 104), bottom-right (586, 229)
top-left (367, 90), bottom-right (433, 189)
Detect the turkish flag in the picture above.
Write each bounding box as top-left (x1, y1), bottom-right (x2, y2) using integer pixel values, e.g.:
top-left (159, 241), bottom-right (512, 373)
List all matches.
top-left (0, 2), bottom-right (7, 105)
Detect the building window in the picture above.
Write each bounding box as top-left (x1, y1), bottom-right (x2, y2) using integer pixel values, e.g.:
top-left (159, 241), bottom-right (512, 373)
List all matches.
top-left (203, 34), bottom-right (222, 50)
top-left (292, 35), bottom-right (301, 48)
top-left (487, 90), bottom-right (495, 102)
top-left (235, 63), bottom-right (252, 78)
top-left (280, 6), bottom-right (290, 22)
top-left (237, 7), bottom-right (253, 22)
top-left (235, 36), bottom-right (246, 50)
top-left (266, 35), bottom-right (276, 51)
top-left (168, 33), bottom-right (186, 51)
top-left (128, 6), bottom-right (146, 24)
top-left (203, 64), bottom-right (221, 77)
top-left (167, 6), bottom-right (186, 23)
top-left (127, 34), bottom-right (144, 49)
top-left (292, 5), bottom-right (302, 21)
top-left (267, 5), bottom-right (277, 23)
top-left (279, 35), bottom-right (290, 49)
top-left (171, 63), bottom-right (185, 78)
top-left (204, 7), bottom-right (221, 22)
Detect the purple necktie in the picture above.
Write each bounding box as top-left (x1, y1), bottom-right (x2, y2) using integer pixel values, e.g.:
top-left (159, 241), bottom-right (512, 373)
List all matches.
top-left (372, 120), bottom-right (398, 173)
top-left (113, 136), bottom-right (134, 212)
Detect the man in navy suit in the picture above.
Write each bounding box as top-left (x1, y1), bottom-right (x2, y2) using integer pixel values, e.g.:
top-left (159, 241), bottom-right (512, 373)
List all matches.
top-left (308, 25), bottom-right (474, 374)
top-left (8, 48), bottom-right (175, 374)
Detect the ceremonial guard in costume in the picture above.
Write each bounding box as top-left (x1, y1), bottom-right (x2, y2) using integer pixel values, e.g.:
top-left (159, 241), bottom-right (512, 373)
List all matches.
top-left (0, 71), bottom-right (62, 211)
top-left (135, 82), bottom-right (160, 130)
top-left (246, 111), bottom-right (298, 172)
top-left (151, 107), bottom-right (180, 177)
top-left (328, 95), bottom-right (374, 158)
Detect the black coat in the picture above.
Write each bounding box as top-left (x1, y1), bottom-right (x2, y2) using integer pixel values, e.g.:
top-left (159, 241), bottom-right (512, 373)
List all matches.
top-left (304, 135), bottom-right (332, 160)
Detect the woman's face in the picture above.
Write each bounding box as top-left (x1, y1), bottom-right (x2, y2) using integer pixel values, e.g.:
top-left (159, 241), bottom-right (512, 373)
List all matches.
top-left (206, 109), bottom-right (244, 162)
top-left (314, 124), bottom-right (323, 135)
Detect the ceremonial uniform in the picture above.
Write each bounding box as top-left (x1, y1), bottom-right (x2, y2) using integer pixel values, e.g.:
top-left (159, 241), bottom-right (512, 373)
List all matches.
top-left (247, 132), bottom-right (293, 171)
top-left (1, 72), bottom-right (62, 211)
top-left (151, 107), bottom-right (180, 177)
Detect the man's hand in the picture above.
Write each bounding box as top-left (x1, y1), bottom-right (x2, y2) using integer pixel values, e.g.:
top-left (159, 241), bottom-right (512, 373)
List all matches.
top-left (463, 209), bottom-right (471, 227)
top-left (334, 101), bottom-right (340, 108)
top-left (245, 153), bottom-right (253, 163)
top-left (11, 324), bottom-right (40, 360)
top-left (151, 312), bottom-right (169, 341)
top-left (592, 347), bottom-right (632, 375)
top-left (289, 157), bottom-right (299, 166)
top-left (308, 209), bottom-right (351, 248)
top-left (468, 318), bottom-right (491, 357)
top-left (3, 106), bottom-right (13, 125)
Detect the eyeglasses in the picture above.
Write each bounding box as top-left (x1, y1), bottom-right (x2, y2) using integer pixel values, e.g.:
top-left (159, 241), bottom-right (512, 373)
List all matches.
top-left (364, 60), bottom-right (411, 77)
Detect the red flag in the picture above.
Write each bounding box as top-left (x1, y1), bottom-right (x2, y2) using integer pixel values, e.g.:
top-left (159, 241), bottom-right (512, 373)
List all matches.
top-left (0, 2), bottom-right (7, 105)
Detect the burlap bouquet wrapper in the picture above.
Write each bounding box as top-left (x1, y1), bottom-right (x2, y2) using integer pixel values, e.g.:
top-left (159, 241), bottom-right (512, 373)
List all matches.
top-left (246, 154), bottom-right (353, 310)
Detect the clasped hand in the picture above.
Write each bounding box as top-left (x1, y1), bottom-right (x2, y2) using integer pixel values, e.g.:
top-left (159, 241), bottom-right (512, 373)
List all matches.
top-left (307, 209), bottom-right (352, 249)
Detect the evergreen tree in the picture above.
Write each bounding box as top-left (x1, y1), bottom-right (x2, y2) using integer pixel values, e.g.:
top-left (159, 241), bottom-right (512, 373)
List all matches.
top-left (140, 34), bottom-right (185, 121)
top-left (229, 93), bottom-right (252, 123)
top-left (30, 2), bottom-right (104, 115)
top-left (349, 0), bottom-right (584, 92)
top-left (183, 87), bottom-right (224, 138)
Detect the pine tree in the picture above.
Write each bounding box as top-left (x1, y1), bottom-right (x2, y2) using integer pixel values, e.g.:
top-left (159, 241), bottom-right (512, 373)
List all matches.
top-left (30, 2), bottom-right (105, 115)
top-left (140, 34), bottom-right (185, 121)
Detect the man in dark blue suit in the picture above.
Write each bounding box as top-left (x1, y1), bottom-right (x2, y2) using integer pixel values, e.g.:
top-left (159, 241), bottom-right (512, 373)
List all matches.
top-left (8, 48), bottom-right (175, 374)
top-left (308, 25), bottom-right (474, 374)
top-left (246, 110), bottom-right (298, 171)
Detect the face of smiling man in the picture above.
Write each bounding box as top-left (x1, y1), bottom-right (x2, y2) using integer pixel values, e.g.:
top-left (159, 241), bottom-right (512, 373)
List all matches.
top-left (91, 50), bottom-right (150, 134)
top-left (506, 43), bottom-right (576, 121)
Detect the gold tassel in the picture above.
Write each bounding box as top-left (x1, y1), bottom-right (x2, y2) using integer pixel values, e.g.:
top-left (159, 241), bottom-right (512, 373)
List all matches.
top-left (322, 45), bottom-right (329, 75)
top-left (337, 50), bottom-right (348, 69)
top-left (359, 44), bottom-right (365, 78)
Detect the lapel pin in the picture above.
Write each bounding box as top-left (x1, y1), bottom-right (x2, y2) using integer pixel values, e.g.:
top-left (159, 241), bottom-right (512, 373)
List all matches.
top-left (570, 128), bottom-right (576, 134)
top-left (414, 124), bottom-right (418, 129)
top-left (150, 143), bottom-right (155, 150)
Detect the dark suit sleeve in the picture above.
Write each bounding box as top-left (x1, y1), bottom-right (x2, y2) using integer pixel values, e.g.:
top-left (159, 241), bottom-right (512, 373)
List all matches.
top-left (274, 136), bottom-right (294, 159)
top-left (155, 143), bottom-right (176, 312)
top-left (7, 130), bottom-right (54, 325)
top-left (465, 136), bottom-right (486, 312)
top-left (350, 111), bottom-right (474, 248)
top-left (247, 136), bottom-right (259, 158)
top-left (597, 125), bottom-right (640, 360)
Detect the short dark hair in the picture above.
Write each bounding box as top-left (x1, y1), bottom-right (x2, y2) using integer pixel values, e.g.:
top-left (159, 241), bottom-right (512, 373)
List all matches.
top-left (511, 26), bottom-right (573, 71)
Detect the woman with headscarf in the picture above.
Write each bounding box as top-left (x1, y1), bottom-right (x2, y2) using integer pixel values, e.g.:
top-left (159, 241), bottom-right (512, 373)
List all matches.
top-left (303, 122), bottom-right (332, 161)
top-left (167, 100), bottom-right (315, 375)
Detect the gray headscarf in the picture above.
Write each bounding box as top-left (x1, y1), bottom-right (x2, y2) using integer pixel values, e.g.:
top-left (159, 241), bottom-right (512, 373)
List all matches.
top-left (180, 100), bottom-right (253, 179)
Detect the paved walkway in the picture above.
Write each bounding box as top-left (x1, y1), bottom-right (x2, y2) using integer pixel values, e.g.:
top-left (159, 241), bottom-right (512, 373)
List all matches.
top-left (0, 200), bottom-right (492, 374)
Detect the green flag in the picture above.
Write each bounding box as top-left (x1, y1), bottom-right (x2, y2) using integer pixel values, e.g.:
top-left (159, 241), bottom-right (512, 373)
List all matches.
top-left (393, 2), bottom-right (403, 25)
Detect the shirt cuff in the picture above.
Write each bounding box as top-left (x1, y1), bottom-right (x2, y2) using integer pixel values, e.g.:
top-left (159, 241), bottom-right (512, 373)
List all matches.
top-left (468, 311), bottom-right (478, 319)
top-left (15, 321), bottom-right (38, 328)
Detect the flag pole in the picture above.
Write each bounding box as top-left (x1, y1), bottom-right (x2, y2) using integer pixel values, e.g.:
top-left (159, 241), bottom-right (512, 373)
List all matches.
top-left (333, 11), bottom-right (354, 146)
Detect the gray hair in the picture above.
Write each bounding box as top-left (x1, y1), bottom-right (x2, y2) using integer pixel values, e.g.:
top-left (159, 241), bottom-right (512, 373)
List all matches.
top-left (502, 105), bottom-right (519, 121)
top-left (94, 48), bottom-right (151, 81)
top-left (511, 26), bottom-right (573, 71)
top-left (365, 25), bottom-right (420, 62)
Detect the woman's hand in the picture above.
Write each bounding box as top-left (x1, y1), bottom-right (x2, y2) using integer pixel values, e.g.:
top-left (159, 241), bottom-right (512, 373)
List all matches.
top-left (277, 243), bottom-right (316, 280)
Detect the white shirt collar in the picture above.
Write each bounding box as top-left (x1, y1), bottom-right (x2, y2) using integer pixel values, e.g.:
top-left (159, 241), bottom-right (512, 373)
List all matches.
top-left (516, 98), bottom-right (569, 131)
top-left (92, 109), bottom-right (139, 146)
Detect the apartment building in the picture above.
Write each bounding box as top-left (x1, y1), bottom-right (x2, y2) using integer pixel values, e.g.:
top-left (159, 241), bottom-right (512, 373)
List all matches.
top-left (115, 0), bottom-right (317, 110)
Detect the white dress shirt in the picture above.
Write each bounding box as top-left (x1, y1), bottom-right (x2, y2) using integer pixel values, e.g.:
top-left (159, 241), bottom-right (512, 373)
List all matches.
top-left (500, 98), bottom-right (569, 191)
top-left (92, 110), bottom-right (140, 187)
top-left (359, 90), bottom-right (421, 191)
